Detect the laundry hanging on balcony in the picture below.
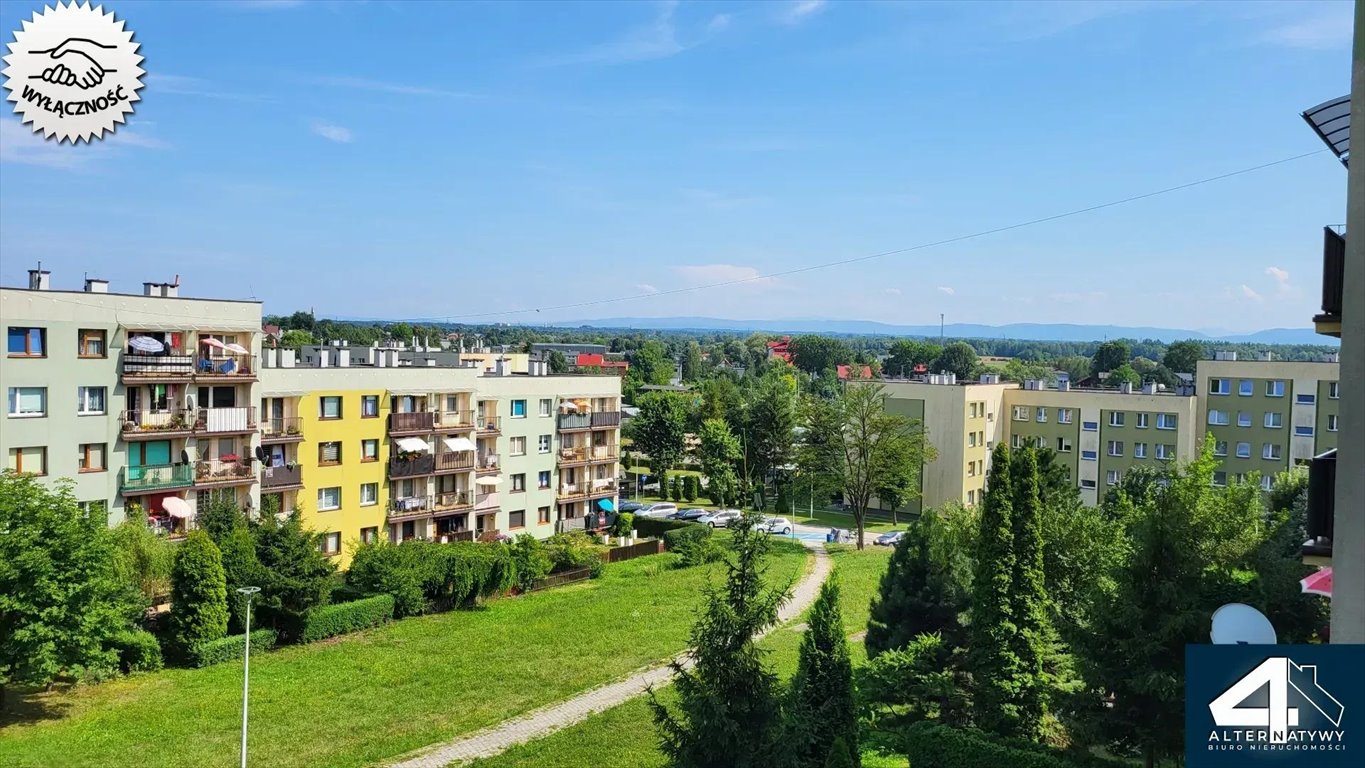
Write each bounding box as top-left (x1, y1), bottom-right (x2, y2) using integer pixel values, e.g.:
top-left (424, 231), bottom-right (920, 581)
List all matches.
top-left (396, 437), bottom-right (431, 453)
top-left (443, 437), bottom-right (476, 452)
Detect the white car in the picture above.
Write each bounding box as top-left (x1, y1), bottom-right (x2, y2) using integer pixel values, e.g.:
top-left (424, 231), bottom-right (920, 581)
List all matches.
top-left (635, 502), bottom-right (678, 519)
top-left (760, 517), bottom-right (793, 535)
top-left (697, 509), bottom-right (742, 528)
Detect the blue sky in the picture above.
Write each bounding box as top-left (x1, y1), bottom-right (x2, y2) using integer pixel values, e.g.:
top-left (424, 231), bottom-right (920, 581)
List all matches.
top-left (0, 0), bottom-right (1352, 331)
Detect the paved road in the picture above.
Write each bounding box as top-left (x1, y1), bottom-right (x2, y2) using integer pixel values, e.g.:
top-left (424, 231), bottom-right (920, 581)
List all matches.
top-left (388, 541), bottom-right (834, 768)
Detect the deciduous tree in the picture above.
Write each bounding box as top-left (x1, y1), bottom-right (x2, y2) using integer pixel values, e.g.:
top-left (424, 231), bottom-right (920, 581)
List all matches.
top-left (788, 335), bottom-right (853, 374)
top-left (1089, 340), bottom-right (1131, 377)
top-left (168, 530), bottom-right (229, 656)
top-left (932, 342), bottom-right (978, 381)
top-left (1161, 339), bottom-right (1203, 374)
top-left (630, 392), bottom-right (691, 476)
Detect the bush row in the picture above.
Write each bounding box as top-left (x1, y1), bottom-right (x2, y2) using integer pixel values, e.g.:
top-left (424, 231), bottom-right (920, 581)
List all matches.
top-left (300, 594), bottom-right (395, 643)
top-left (347, 539), bottom-right (515, 617)
top-left (186, 629), bottom-right (278, 668)
top-left (633, 516), bottom-right (694, 538)
top-left (903, 722), bottom-right (1129, 768)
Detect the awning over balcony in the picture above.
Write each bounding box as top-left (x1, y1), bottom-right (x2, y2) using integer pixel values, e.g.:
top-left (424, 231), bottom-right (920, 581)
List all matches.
top-left (475, 476), bottom-right (502, 486)
top-left (122, 321), bottom-right (262, 332)
top-left (261, 389), bottom-right (308, 397)
top-left (1302, 95), bottom-right (1350, 166)
top-left (396, 437), bottom-right (431, 453)
top-left (444, 437), bottom-right (476, 452)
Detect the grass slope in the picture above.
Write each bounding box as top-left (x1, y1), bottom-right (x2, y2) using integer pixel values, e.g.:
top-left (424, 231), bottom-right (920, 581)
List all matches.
top-left (0, 547), bottom-right (808, 768)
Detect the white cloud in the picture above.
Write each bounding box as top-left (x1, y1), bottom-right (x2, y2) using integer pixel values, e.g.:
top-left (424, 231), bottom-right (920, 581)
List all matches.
top-left (1265, 266), bottom-right (1290, 286)
top-left (674, 264), bottom-right (775, 287)
top-left (1261, 5), bottom-right (1353, 49)
top-left (145, 73), bottom-right (265, 101)
top-left (781, 0), bottom-right (827, 25)
top-left (636, 283), bottom-right (659, 294)
top-left (708, 14), bottom-right (732, 32)
top-left (312, 122), bottom-right (353, 143)
top-left (305, 76), bottom-right (477, 99)
top-left (884, 288), bottom-right (902, 296)
top-left (936, 286), bottom-right (955, 295)
top-left (550, 1), bottom-right (697, 65)
top-left (0, 119), bottom-right (164, 169)
top-left (1240, 284), bottom-right (1263, 301)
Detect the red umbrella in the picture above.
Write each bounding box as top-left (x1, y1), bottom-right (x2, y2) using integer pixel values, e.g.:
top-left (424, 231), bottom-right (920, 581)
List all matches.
top-left (1300, 567), bottom-right (1333, 598)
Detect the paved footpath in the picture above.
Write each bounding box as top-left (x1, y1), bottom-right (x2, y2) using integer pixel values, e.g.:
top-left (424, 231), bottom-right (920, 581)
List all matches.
top-left (389, 541), bottom-right (833, 768)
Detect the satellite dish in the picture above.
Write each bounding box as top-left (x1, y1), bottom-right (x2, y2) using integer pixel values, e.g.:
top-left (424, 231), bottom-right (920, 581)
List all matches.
top-left (1211, 603), bottom-right (1277, 645)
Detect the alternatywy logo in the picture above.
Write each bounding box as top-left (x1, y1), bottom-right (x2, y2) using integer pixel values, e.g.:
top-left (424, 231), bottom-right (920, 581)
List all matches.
top-left (2, 1), bottom-right (144, 143)
top-left (1208, 656), bottom-right (1345, 746)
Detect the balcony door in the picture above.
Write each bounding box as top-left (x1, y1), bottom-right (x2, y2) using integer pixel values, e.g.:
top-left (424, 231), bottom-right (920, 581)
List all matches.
top-left (197, 385), bottom-right (237, 408)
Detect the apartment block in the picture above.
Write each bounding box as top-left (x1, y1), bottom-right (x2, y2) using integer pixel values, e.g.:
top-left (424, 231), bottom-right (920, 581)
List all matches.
top-left (1196, 357), bottom-right (1340, 490)
top-left (2, 272), bottom-right (261, 528)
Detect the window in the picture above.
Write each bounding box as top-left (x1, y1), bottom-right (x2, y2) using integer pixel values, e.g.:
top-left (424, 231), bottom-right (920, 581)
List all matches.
top-left (78, 329), bottom-right (106, 358)
top-left (1296, 393), bottom-right (1316, 405)
top-left (319, 396), bottom-right (342, 419)
top-left (77, 386), bottom-right (107, 415)
top-left (966, 489), bottom-right (975, 505)
top-left (1082, 421), bottom-right (1098, 432)
top-left (509, 510), bottom-right (526, 529)
top-left (1036, 407), bottom-right (1047, 423)
top-left (1058, 408), bottom-right (1073, 424)
top-left (538, 470), bottom-right (551, 489)
top-left (538, 434), bottom-right (552, 453)
top-left (538, 506), bottom-right (551, 524)
top-left (1213, 440), bottom-right (1227, 457)
top-left (1106, 470), bottom-right (1120, 486)
top-left (511, 399), bottom-right (527, 418)
top-left (7, 446), bottom-right (46, 475)
top-left (1238, 379), bottom-right (1253, 397)
top-left (969, 402), bottom-right (978, 418)
top-left (1264, 412), bottom-right (1283, 428)
top-left (1213, 471), bottom-right (1227, 487)
top-left (1011, 434), bottom-right (1022, 449)
top-left (317, 487), bottom-right (341, 511)
top-left (78, 443), bottom-right (106, 472)
top-left (1056, 437), bottom-right (1073, 453)
top-left (360, 482), bottom-right (378, 506)
top-left (361, 439), bottom-right (379, 462)
top-left (361, 395), bottom-right (379, 418)
top-left (1156, 444), bottom-right (1174, 460)
top-left (7, 387), bottom-right (46, 417)
top-left (1261, 476), bottom-right (1273, 492)
top-left (1237, 411), bottom-right (1252, 427)
top-left (1107, 441), bottom-right (1123, 457)
top-left (968, 431), bottom-right (977, 448)
top-left (1081, 450), bottom-right (1097, 461)
top-left (1134, 442), bottom-right (1147, 459)
top-left (511, 473), bottom-right (526, 492)
top-left (1156, 413), bottom-right (1177, 430)
top-left (361, 526), bottom-right (379, 545)
top-left (1080, 479), bottom-right (1097, 490)
top-left (1207, 409), bottom-right (1229, 426)
top-left (319, 441), bottom-right (342, 465)
top-left (1109, 412), bottom-right (1125, 427)
top-left (1329, 414), bottom-right (1339, 432)
top-left (1136, 413), bottom-right (1149, 429)
top-left (1210, 378), bottom-right (1229, 395)
top-left (967, 461), bottom-right (977, 478)
top-left (510, 436), bottom-right (526, 456)
top-left (79, 499), bottom-right (109, 518)
top-left (1262, 443), bottom-right (1282, 461)
top-left (1328, 382), bottom-right (1339, 399)
top-left (1266, 380), bottom-right (1285, 397)
top-left (539, 398), bottom-right (552, 417)
top-left (321, 532), bottom-right (341, 556)
top-left (1236, 442), bottom-right (1251, 458)
top-left (1294, 425), bottom-right (1315, 437)
top-left (7, 326), bottom-right (45, 357)
top-left (1012, 406), bottom-right (1028, 421)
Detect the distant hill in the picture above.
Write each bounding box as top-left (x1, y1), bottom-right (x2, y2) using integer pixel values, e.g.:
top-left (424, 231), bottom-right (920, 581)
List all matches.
top-left (556, 317), bottom-right (1336, 346)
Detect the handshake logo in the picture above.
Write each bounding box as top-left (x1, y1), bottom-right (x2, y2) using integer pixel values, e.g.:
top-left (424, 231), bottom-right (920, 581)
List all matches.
top-left (3, 1), bottom-right (144, 143)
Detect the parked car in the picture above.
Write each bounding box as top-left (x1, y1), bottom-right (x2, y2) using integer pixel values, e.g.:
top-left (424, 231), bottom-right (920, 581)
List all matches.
top-left (874, 530), bottom-right (906, 547)
top-left (698, 509), bottom-right (742, 528)
top-left (760, 516), bottom-right (793, 535)
top-left (617, 501), bottom-right (644, 514)
top-left (671, 507), bottom-right (709, 521)
top-left (635, 502), bottom-right (678, 519)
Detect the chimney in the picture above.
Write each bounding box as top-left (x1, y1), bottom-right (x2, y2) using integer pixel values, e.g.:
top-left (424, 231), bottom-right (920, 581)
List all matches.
top-left (1119, 381), bottom-right (1133, 394)
top-left (1142, 381), bottom-right (1158, 395)
top-left (84, 277), bottom-right (108, 293)
top-left (143, 282), bottom-right (160, 297)
top-left (1258, 350), bottom-right (1274, 362)
top-left (27, 269), bottom-right (51, 290)
top-left (318, 350), bottom-right (329, 367)
top-left (376, 350), bottom-right (386, 367)
top-left (162, 282), bottom-right (178, 298)
top-left (281, 348), bottom-right (296, 368)
top-left (339, 349), bottom-right (350, 367)
top-left (494, 358), bottom-right (508, 377)
top-left (1058, 378), bottom-right (1071, 392)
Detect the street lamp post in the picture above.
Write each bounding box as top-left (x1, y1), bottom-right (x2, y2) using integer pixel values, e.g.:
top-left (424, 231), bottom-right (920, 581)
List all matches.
top-left (237, 586), bottom-right (261, 768)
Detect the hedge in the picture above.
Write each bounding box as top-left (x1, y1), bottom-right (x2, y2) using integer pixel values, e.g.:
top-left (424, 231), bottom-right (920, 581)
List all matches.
top-left (903, 722), bottom-right (1129, 768)
top-left (187, 628), bottom-right (278, 668)
top-left (664, 525), bottom-right (724, 567)
top-left (633, 516), bottom-right (693, 538)
top-left (347, 539), bottom-right (515, 617)
top-left (110, 628), bottom-right (163, 673)
top-left (662, 524), bottom-right (711, 551)
top-left (300, 594), bottom-right (395, 643)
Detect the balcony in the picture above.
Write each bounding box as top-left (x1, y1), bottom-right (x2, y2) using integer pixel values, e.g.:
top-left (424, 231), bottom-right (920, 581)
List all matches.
top-left (590, 444), bottom-right (619, 462)
top-left (389, 454), bottom-right (436, 478)
top-left (474, 491), bottom-right (499, 510)
top-left (557, 413), bottom-right (592, 431)
top-left (195, 457), bottom-right (256, 487)
top-left (194, 353), bottom-right (258, 382)
top-left (120, 463), bottom-right (194, 495)
top-left (261, 463), bottom-right (303, 490)
top-left (437, 410), bottom-right (475, 430)
top-left (122, 352), bottom-right (195, 382)
top-left (434, 490), bottom-right (473, 512)
top-left (1315, 226), bottom-right (1344, 338)
top-left (1304, 449), bottom-right (1337, 562)
top-left (196, 406), bottom-right (256, 434)
top-left (558, 445), bottom-right (590, 466)
top-left (557, 482), bottom-right (588, 501)
top-left (260, 416), bottom-right (304, 443)
top-left (478, 415), bottom-right (501, 434)
top-left (591, 411), bottom-right (622, 429)
top-left (476, 453), bottom-right (500, 474)
top-left (589, 478), bottom-right (618, 498)
top-left (434, 451), bottom-right (476, 474)
top-left (388, 495), bottom-right (435, 523)
top-left (389, 411), bottom-right (436, 435)
top-left (120, 409), bottom-right (194, 440)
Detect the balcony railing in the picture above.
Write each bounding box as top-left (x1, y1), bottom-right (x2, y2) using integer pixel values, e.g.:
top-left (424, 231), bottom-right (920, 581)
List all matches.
top-left (389, 454), bottom-right (435, 478)
top-left (120, 409), bottom-right (194, 437)
top-left (122, 352), bottom-right (195, 378)
top-left (476, 453), bottom-right (500, 473)
top-left (434, 451), bottom-right (476, 473)
top-left (1318, 226), bottom-right (1345, 326)
top-left (558, 482), bottom-right (586, 498)
top-left (474, 491), bottom-right (499, 510)
top-left (261, 416), bottom-right (303, 441)
top-left (589, 478), bottom-right (618, 496)
top-left (591, 411), bottom-right (621, 428)
top-left (261, 463), bottom-right (302, 489)
top-left (194, 353), bottom-right (257, 380)
top-left (196, 406), bottom-right (256, 433)
top-left (434, 490), bottom-right (473, 511)
top-left (558, 413), bottom-right (592, 430)
top-left (195, 458), bottom-right (256, 485)
top-left (389, 411), bottom-right (436, 434)
top-left (558, 445), bottom-right (590, 464)
top-left (120, 463), bottom-right (194, 494)
top-left (590, 444), bottom-right (619, 461)
top-left (478, 415), bottom-right (501, 432)
top-left (438, 410), bottom-right (475, 429)
top-left (388, 495), bottom-right (434, 522)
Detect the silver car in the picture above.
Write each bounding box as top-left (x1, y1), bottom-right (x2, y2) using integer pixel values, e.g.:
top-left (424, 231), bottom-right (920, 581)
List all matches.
top-left (697, 509), bottom-right (742, 528)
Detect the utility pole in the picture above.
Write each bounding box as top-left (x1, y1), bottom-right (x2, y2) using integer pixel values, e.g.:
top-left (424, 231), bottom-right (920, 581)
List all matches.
top-left (940, 313), bottom-right (945, 343)
top-left (238, 586), bottom-right (261, 768)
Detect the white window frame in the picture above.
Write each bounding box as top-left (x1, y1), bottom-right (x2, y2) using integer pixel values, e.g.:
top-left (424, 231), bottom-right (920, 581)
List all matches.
top-left (1107, 440), bottom-right (1123, 457)
top-left (1036, 407), bottom-right (1047, 423)
top-left (1156, 413), bottom-right (1177, 430)
top-left (360, 482), bottom-right (378, 506)
top-left (1212, 471), bottom-right (1227, 487)
top-left (1134, 442), bottom-right (1147, 459)
top-left (1210, 378), bottom-right (1229, 395)
top-left (1106, 470), bottom-right (1120, 486)
top-left (1261, 476), bottom-right (1273, 491)
top-left (1082, 421), bottom-right (1098, 432)
top-left (77, 386), bottom-right (106, 415)
top-left (1156, 444), bottom-right (1174, 460)
top-left (1011, 434), bottom-right (1022, 449)
top-left (7, 386), bottom-right (47, 417)
top-left (1238, 379), bottom-right (1253, 397)
top-left (1328, 382), bottom-right (1339, 399)
top-left (318, 486), bottom-right (341, 511)
top-left (538, 434), bottom-right (552, 453)
top-left (1081, 450), bottom-right (1097, 461)
top-left (539, 398), bottom-right (552, 417)
top-left (1262, 443), bottom-right (1282, 461)
top-left (1236, 442), bottom-right (1251, 458)
top-left (1058, 408), bottom-right (1072, 424)
top-left (1265, 380), bottom-right (1285, 397)
top-left (1294, 425), bottom-right (1314, 437)
top-left (1328, 414), bottom-right (1339, 432)
top-left (1057, 437), bottom-right (1072, 453)
top-left (1264, 412), bottom-right (1283, 428)
top-left (1237, 411), bottom-right (1252, 427)
top-left (1296, 393), bottom-right (1316, 405)
top-left (1208, 410), bottom-right (1229, 426)
top-left (1136, 413), bottom-right (1149, 429)
top-left (510, 436), bottom-right (526, 456)
top-left (1109, 412), bottom-right (1125, 427)
top-left (1013, 406), bottom-right (1028, 421)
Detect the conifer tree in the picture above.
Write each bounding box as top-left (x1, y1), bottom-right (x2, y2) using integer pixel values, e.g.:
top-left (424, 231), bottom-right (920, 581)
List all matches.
top-left (969, 444), bottom-right (1020, 735)
top-left (788, 576), bottom-right (858, 767)
top-left (865, 508), bottom-right (970, 657)
top-left (168, 530), bottom-right (229, 655)
top-left (1008, 448), bottom-right (1049, 741)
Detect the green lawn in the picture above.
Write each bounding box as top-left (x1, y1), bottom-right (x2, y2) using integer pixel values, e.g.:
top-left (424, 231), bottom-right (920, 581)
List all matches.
top-left (0, 548), bottom-right (810, 768)
top-left (469, 544), bottom-right (902, 768)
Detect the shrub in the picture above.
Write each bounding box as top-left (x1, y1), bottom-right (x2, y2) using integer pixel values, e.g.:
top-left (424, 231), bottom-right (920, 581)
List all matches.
top-left (348, 540), bottom-right (425, 617)
top-left (903, 721), bottom-right (1128, 768)
top-left (634, 516), bottom-right (692, 538)
top-left (300, 594), bottom-right (395, 643)
top-left (669, 475), bottom-right (684, 502)
top-left (545, 531), bottom-right (605, 578)
top-left (683, 475), bottom-right (699, 502)
top-left (109, 628), bottom-right (163, 673)
top-left (510, 534), bottom-right (553, 592)
top-left (664, 525), bottom-right (724, 567)
top-left (611, 512), bottom-right (635, 538)
top-left (168, 530), bottom-right (229, 656)
top-left (187, 629), bottom-right (277, 668)
top-left (347, 539), bottom-right (515, 616)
